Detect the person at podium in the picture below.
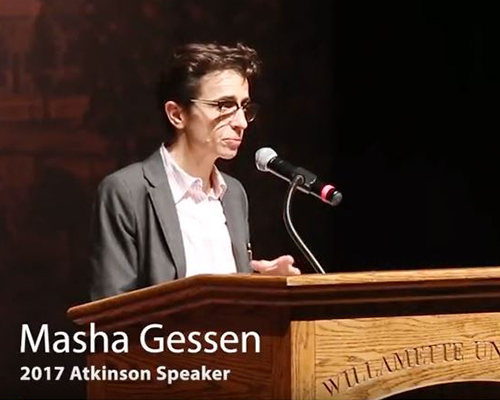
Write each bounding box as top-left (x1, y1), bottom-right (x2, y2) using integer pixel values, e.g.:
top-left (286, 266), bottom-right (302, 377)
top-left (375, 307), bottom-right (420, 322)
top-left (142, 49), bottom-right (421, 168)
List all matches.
top-left (89, 42), bottom-right (300, 300)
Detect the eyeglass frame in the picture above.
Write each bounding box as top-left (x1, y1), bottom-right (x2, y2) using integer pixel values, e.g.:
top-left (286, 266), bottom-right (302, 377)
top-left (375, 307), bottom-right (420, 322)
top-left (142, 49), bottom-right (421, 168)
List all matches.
top-left (190, 98), bottom-right (258, 122)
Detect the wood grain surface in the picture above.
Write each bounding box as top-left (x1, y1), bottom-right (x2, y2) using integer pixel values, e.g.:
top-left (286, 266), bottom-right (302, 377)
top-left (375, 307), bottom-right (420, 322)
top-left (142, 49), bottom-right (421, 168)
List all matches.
top-left (314, 312), bottom-right (500, 399)
top-left (287, 266), bottom-right (500, 286)
top-left (67, 268), bottom-right (500, 399)
top-left (291, 320), bottom-right (316, 400)
top-left (85, 304), bottom-right (290, 400)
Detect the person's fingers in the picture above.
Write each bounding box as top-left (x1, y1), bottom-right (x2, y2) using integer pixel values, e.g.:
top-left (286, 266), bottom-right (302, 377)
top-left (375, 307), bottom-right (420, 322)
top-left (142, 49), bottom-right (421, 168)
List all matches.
top-left (276, 256), bottom-right (300, 275)
top-left (289, 266), bottom-right (301, 275)
top-left (275, 255), bottom-right (294, 267)
top-left (251, 258), bottom-right (277, 269)
top-left (251, 255), bottom-right (300, 275)
top-left (250, 260), bottom-right (278, 274)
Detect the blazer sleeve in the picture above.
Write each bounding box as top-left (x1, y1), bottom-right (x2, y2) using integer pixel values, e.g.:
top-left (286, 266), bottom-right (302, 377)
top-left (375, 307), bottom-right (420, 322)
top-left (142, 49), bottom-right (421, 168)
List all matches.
top-left (89, 175), bottom-right (138, 300)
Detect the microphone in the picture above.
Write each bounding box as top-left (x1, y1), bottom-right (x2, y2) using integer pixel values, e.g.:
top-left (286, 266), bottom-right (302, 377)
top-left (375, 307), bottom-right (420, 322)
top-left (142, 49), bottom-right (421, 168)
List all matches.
top-left (255, 147), bottom-right (342, 207)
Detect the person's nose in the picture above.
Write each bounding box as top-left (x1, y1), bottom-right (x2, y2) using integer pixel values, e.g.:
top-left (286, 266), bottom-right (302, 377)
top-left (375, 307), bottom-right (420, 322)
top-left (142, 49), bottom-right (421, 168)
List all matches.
top-left (230, 107), bottom-right (248, 132)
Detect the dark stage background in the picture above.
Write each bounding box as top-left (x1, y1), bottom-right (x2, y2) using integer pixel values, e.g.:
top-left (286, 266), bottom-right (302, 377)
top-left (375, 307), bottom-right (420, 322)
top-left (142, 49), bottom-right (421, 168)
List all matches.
top-left (0, 0), bottom-right (499, 398)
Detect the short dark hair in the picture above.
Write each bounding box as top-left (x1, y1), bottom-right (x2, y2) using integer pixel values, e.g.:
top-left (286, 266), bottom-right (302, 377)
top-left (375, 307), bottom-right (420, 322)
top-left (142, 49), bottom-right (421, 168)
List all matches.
top-left (156, 42), bottom-right (261, 144)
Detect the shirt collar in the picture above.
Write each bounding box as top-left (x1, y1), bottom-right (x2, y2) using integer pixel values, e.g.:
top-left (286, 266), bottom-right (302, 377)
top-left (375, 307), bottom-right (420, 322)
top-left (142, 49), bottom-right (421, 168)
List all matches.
top-left (210, 166), bottom-right (227, 199)
top-left (160, 144), bottom-right (227, 203)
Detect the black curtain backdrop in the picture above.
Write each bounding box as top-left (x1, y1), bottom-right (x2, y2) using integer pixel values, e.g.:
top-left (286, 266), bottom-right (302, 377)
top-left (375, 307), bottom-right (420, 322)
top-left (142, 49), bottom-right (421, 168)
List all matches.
top-left (333, 1), bottom-right (500, 271)
top-left (1, 1), bottom-right (499, 399)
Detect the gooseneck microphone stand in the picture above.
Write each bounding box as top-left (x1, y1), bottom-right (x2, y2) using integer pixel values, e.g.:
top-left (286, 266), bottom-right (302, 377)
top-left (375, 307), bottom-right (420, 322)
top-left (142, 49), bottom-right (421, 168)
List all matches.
top-left (283, 174), bottom-right (326, 274)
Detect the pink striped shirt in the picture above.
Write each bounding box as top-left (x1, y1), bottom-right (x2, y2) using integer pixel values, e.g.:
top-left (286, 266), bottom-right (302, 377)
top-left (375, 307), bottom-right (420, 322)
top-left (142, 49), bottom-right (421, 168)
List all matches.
top-left (160, 144), bottom-right (237, 277)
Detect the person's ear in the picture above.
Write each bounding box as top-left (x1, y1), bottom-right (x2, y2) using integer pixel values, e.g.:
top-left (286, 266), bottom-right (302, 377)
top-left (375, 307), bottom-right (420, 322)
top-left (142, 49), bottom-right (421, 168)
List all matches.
top-left (164, 101), bottom-right (186, 130)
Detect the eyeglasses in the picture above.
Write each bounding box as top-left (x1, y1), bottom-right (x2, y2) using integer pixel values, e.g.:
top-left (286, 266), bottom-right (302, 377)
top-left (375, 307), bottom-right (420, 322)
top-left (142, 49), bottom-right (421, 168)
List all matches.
top-left (190, 98), bottom-right (258, 122)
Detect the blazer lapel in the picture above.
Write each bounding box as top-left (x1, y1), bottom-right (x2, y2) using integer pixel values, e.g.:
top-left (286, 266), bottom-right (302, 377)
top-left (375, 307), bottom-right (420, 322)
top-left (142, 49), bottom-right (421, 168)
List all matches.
top-left (221, 186), bottom-right (249, 273)
top-left (142, 150), bottom-right (187, 279)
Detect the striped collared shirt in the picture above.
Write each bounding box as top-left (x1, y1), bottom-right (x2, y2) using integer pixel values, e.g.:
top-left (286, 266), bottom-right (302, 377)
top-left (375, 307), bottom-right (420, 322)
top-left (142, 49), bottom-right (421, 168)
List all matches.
top-left (160, 144), bottom-right (237, 277)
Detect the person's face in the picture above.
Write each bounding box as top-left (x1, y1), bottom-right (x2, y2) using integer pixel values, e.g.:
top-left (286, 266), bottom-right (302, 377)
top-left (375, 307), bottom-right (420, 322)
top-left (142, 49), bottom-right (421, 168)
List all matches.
top-left (183, 69), bottom-right (251, 161)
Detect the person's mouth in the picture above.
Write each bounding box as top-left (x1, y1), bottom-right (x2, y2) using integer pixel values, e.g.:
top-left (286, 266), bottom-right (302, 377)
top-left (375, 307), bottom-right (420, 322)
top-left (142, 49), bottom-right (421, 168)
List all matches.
top-left (223, 138), bottom-right (242, 149)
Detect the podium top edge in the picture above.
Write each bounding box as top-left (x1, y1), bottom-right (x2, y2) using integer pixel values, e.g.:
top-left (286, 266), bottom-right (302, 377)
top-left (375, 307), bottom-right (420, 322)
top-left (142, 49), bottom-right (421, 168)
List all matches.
top-left (67, 266), bottom-right (500, 325)
top-left (286, 266), bottom-right (500, 286)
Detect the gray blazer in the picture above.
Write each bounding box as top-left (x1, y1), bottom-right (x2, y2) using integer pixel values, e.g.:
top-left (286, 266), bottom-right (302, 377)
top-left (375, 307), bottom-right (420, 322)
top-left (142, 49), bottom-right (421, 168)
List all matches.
top-left (90, 149), bottom-right (252, 300)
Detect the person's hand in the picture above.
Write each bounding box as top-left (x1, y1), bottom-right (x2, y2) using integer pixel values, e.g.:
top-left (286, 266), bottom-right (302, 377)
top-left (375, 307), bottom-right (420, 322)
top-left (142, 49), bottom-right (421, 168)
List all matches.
top-left (250, 255), bottom-right (301, 276)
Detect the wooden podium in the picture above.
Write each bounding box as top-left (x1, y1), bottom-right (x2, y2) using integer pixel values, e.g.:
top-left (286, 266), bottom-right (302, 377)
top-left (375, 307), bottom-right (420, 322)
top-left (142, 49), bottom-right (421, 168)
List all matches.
top-left (67, 267), bottom-right (500, 399)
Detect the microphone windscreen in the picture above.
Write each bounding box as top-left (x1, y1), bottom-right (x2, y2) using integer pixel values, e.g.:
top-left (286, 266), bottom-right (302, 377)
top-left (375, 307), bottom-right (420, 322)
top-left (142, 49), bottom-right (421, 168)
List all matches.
top-left (255, 147), bottom-right (278, 172)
